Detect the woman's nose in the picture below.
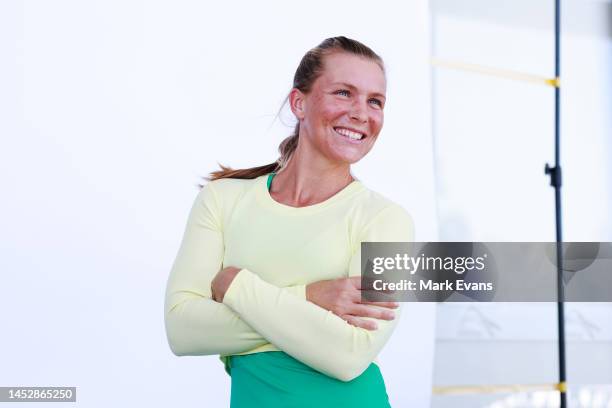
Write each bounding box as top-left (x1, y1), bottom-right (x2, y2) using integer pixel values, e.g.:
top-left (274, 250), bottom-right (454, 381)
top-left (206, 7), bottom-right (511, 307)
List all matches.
top-left (349, 99), bottom-right (368, 123)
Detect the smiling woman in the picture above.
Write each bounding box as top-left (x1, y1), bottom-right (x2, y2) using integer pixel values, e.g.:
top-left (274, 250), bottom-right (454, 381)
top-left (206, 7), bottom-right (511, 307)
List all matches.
top-left (292, 50), bottom-right (387, 165)
top-left (164, 36), bottom-right (415, 408)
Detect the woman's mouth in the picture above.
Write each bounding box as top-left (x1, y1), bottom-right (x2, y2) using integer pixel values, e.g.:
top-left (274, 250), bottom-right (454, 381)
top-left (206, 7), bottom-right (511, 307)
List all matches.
top-left (333, 127), bottom-right (366, 143)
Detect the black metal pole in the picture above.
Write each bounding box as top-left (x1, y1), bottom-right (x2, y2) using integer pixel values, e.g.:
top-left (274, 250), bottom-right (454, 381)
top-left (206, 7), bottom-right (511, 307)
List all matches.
top-left (545, 0), bottom-right (568, 406)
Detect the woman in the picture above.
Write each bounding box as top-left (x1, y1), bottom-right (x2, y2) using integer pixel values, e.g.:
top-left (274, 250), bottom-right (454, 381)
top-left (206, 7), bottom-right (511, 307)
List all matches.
top-left (164, 36), bottom-right (414, 407)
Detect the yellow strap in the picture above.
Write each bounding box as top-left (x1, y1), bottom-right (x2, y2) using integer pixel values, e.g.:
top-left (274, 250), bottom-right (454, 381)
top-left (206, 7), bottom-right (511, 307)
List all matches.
top-left (433, 382), bottom-right (566, 395)
top-left (557, 381), bottom-right (568, 392)
top-left (431, 57), bottom-right (560, 88)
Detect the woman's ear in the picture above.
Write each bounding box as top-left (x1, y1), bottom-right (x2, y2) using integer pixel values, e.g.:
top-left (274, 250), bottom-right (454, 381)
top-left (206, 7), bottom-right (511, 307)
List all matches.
top-left (289, 88), bottom-right (306, 120)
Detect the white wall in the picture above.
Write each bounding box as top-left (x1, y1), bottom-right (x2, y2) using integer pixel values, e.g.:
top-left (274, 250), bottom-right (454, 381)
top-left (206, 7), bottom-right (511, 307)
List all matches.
top-left (0, 1), bottom-right (437, 407)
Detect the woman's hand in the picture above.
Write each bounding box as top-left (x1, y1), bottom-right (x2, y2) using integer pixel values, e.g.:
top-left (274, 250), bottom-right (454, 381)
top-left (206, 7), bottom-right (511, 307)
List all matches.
top-left (213, 268), bottom-right (398, 331)
top-left (211, 266), bottom-right (242, 303)
top-left (306, 277), bottom-right (399, 331)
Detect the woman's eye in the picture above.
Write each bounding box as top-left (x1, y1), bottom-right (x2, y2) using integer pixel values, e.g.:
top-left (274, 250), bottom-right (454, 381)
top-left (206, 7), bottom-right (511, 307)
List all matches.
top-left (369, 98), bottom-right (383, 107)
top-left (335, 89), bottom-right (350, 97)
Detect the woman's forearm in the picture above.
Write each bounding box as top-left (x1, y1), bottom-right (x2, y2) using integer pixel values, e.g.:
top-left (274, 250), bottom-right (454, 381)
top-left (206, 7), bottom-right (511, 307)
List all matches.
top-left (221, 268), bottom-right (401, 382)
top-left (165, 293), bottom-right (268, 356)
top-left (166, 280), bottom-right (307, 356)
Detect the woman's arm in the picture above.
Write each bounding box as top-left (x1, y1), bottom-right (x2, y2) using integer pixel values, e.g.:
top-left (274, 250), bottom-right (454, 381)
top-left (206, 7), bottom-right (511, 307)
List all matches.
top-left (220, 204), bottom-right (415, 382)
top-left (164, 184), bottom-right (307, 356)
top-left (164, 183), bottom-right (395, 357)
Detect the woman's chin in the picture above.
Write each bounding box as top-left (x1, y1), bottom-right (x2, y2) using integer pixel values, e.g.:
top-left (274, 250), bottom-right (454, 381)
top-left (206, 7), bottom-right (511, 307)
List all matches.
top-left (326, 151), bottom-right (367, 166)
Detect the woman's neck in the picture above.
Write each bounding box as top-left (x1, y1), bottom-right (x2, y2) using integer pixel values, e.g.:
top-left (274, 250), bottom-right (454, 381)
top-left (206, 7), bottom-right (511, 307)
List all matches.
top-left (270, 149), bottom-right (354, 208)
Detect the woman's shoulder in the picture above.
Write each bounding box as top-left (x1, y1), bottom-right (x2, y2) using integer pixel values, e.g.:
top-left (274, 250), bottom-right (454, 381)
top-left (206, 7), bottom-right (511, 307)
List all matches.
top-left (349, 185), bottom-right (414, 240)
top-left (352, 184), bottom-right (411, 220)
top-left (205, 175), bottom-right (261, 193)
top-left (198, 175), bottom-right (263, 208)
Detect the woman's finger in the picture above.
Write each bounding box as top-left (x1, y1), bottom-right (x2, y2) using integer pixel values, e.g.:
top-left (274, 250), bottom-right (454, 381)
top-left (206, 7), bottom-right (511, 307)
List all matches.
top-left (350, 304), bottom-right (396, 321)
top-left (343, 315), bottom-right (378, 331)
top-left (360, 300), bottom-right (400, 309)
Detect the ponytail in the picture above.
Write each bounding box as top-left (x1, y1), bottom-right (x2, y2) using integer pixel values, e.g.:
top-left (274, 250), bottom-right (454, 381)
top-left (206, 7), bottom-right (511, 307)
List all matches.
top-left (200, 123), bottom-right (300, 187)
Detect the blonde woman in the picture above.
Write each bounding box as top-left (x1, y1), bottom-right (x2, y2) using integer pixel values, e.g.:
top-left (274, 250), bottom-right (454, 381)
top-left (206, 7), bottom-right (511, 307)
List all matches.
top-left (164, 36), bottom-right (414, 407)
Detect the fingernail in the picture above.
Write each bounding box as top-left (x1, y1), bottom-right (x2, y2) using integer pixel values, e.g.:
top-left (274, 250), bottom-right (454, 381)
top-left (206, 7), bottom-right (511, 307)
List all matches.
top-left (387, 312), bottom-right (395, 319)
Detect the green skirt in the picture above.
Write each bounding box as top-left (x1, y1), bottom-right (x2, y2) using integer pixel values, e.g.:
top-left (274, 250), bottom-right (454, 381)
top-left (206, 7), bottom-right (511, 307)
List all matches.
top-left (228, 351), bottom-right (391, 408)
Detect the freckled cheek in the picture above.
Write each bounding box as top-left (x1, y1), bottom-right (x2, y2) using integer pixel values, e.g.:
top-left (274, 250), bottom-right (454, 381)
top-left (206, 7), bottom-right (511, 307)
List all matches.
top-left (308, 108), bottom-right (330, 127)
top-left (370, 114), bottom-right (384, 136)
top-left (326, 102), bottom-right (348, 116)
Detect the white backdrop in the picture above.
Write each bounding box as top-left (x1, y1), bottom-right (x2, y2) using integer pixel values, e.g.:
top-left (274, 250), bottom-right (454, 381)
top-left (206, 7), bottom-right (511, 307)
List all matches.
top-left (0, 1), bottom-right (437, 407)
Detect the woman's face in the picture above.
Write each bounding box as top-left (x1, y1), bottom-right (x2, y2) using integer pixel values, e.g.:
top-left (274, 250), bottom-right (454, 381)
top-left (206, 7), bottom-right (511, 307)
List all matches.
top-left (292, 52), bottom-right (387, 166)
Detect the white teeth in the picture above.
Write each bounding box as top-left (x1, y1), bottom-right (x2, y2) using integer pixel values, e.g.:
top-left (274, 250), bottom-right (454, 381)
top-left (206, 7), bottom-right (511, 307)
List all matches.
top-left (335, 127), bottom-right (364, 140)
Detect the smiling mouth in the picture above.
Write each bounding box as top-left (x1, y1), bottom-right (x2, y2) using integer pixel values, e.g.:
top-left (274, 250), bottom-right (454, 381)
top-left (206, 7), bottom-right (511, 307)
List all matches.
top-left (333, 127), bottom-right (366, 141)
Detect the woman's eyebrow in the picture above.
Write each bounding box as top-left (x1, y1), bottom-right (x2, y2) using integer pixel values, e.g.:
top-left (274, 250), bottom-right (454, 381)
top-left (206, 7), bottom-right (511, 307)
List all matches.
top-left (330, 82), bottom-right (386, 100)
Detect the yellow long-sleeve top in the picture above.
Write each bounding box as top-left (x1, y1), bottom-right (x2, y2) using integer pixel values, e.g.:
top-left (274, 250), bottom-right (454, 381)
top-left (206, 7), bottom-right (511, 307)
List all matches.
top-left (164, 174), bottom-right (414, 382)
